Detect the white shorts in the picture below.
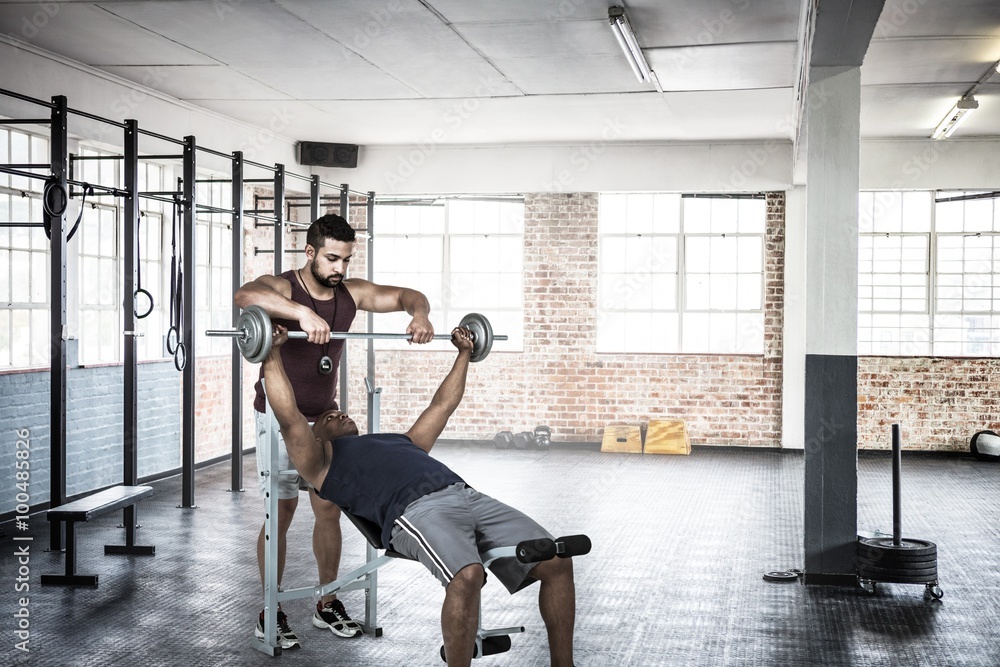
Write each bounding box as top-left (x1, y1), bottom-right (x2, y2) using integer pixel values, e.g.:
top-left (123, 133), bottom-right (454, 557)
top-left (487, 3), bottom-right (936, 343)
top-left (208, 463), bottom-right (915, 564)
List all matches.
top-left (254, 410), bottom-right (311, 500)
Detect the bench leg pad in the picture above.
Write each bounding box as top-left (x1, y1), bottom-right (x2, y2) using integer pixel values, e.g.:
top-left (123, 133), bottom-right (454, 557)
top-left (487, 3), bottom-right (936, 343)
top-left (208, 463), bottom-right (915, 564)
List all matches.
top-left (105, 544), bottom-right (156, 556)
top-left (41, 574), bottom-right (98, 587)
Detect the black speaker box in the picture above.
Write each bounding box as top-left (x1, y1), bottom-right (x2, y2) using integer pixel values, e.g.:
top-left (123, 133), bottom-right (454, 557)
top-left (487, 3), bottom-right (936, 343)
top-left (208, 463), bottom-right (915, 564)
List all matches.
top-left (298, 142), bottom-right (359, 168)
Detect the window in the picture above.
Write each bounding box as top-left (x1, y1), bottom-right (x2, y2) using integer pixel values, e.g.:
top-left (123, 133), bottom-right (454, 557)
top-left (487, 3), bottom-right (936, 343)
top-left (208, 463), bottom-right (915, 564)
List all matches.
top-left (0, 128), bottom-right (50, 369)
top-left (858, 191), bottom-right (1000, 356)
top-left (195, 179), bottom-right (233, 356)
top-left (933, 193), bottom-right (1000, 356)
top-left (371, 197), bottom-right (524, 352)
top-left (136, 162), bottom-right (165, 361)
top-left (598, 193), bottom-right (765, 354)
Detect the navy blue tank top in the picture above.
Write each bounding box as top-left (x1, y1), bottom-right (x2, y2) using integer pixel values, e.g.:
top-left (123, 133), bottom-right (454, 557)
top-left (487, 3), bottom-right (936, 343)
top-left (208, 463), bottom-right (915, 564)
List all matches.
top-left (318, 433), bottom-right (464, 549)
top-left (253, 269), bottom-right (358, 421)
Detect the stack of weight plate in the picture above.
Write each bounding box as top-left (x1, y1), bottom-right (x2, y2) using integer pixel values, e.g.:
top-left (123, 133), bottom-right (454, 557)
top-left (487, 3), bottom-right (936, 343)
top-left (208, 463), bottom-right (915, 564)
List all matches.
top-left (857, 536), bottom-right (942, 599)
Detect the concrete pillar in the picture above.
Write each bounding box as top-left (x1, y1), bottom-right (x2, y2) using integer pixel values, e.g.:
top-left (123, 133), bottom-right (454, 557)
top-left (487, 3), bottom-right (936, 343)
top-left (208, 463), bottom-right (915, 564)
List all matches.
top-left (802, 66), bottom-right (860, 585)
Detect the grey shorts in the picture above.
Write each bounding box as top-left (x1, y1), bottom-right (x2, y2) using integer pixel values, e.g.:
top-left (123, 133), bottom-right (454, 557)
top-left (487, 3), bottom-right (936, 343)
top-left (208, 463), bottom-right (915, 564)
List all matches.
top-left (389, 483), bottom-right (553, 594)
top-left (254, 410), bottom-right (311, 500)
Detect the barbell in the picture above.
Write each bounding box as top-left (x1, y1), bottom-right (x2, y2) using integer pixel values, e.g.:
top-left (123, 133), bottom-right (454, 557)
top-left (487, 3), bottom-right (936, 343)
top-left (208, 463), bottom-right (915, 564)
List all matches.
top-left (205, 305), bottom-right (507, 364)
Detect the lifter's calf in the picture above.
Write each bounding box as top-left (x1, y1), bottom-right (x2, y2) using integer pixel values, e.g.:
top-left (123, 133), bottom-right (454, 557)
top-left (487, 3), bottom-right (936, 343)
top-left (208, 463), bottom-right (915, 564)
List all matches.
top-left (441, 564), bottom-right (485, 667)
top-left (530, 556), bottom-right (576, 667)
top-left (309, 490), bottom-right (344, 605)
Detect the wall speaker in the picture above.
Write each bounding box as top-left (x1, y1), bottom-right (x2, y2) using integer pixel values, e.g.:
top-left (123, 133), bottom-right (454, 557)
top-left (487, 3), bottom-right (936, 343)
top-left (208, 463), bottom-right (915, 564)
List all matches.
top-left (298, 142), bottom-right (359, 168)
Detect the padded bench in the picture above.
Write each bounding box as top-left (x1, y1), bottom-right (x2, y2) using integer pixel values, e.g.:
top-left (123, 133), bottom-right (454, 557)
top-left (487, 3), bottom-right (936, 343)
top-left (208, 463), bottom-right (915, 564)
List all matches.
top-left (341, 508), bottom-right (591, 661)
top-left (41, 485), bottom-right (155, 587)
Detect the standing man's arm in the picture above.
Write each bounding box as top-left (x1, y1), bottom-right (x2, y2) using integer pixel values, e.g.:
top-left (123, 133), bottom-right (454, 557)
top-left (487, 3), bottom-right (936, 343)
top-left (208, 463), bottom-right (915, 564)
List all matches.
top-left (235, 274), bottom-right (331, 344)
top-left (344, 279), bottom-right (434, 343)
top-left (404, 328), bottom-right (474, 452)
top-left (261, 325), bottom-right (329, 488)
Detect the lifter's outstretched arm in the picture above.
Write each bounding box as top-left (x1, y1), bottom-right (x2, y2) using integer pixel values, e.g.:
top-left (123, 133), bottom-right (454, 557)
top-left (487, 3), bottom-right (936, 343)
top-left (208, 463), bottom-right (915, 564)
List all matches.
top-left (261, 325), bottom-right (328, 487)
top-left (404, 327), bottom-right (474, 453)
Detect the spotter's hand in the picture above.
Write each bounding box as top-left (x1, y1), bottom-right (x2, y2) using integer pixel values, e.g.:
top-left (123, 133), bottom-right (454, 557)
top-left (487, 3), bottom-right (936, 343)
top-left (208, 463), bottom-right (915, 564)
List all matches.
top-left (406, 314), bottom-right (435, 344)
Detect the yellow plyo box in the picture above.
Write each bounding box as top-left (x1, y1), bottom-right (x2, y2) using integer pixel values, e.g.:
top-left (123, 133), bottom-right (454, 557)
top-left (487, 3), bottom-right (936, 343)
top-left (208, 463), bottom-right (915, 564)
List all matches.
top-left (600, 424), bottom-right (643, 453)
top-left (645, 419), bottom-right (691, 455)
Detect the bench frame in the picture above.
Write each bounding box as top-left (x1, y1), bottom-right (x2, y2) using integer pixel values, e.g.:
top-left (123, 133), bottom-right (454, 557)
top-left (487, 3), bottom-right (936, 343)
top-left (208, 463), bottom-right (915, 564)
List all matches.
top-left (41, 484), bottom-right (155, 587)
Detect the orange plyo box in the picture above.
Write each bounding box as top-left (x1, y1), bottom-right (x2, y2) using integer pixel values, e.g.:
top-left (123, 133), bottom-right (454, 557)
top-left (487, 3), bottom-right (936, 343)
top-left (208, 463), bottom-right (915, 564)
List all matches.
top-left (600, 424), bottom-right (643, 454)
top-left (644, 419), bottom-right (691, 455)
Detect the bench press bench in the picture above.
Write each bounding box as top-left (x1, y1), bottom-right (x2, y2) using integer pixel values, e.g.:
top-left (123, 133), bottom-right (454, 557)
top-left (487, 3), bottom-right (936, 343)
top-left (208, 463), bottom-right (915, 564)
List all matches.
top-left (41, 484), bottom-right (155, 587)
top-left (342, 509), bottom-right (591, 662)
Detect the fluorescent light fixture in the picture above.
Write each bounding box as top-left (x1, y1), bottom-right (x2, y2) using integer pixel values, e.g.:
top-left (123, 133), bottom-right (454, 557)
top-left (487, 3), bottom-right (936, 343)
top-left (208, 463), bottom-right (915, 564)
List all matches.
top-left (931, 96), bottom-right (979, 140)
top-left (608, 6), bottom-right (662, 92)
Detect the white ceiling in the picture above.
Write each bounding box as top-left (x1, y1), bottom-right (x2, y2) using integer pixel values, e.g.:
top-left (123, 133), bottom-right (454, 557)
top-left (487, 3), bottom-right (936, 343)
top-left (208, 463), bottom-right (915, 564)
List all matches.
top-left (0, 0), bottom-right (999, 147)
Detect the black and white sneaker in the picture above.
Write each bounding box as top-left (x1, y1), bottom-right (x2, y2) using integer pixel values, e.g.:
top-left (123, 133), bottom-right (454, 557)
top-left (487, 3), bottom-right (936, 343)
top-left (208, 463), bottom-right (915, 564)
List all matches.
top-left (255, 609), bottom-right (302, 649)
top-left (312, 599), bottom-right (362, 638)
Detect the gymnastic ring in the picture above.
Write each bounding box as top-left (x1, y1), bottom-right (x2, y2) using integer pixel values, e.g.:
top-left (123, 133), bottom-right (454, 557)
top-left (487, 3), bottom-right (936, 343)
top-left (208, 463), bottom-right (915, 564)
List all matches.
top-left (42, 178), bottom-right (68, 219)
top-left (173, 342), bottom-right (187, 372)
top-left (166, 326), bottom-right (180, 355)
top-left (134, 288), bottom-right (154, 320)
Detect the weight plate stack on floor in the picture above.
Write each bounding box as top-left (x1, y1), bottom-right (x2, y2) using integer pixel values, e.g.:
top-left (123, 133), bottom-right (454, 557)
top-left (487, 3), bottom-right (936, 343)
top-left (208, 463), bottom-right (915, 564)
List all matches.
top-left (857, 537), bottom-right (937, 583)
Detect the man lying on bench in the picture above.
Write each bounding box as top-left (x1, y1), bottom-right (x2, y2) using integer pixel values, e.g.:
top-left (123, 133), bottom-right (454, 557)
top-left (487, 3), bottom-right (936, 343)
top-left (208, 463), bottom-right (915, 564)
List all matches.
top-left (262, 323), bottom-right (578, 667)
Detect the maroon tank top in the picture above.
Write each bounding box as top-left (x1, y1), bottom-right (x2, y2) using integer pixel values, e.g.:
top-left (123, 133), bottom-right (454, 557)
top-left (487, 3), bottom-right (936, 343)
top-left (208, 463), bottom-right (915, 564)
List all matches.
top-left (253, 269), bottom-right (358, 421)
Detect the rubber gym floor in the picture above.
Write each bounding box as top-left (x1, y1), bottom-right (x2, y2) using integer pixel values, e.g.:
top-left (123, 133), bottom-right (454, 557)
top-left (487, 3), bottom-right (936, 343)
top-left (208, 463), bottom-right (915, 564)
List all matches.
top-left (2, 444), bottom-right (998, 667)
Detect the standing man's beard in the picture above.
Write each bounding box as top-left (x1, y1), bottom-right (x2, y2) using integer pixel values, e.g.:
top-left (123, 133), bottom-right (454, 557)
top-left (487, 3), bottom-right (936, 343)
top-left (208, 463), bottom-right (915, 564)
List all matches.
top-left (311, 262), bottom-right (343, 289)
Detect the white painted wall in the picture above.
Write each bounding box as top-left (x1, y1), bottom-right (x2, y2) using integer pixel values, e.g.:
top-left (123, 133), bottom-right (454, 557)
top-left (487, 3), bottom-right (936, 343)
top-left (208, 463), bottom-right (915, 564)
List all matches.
top-left (782, 185), bottom-right (807, 449)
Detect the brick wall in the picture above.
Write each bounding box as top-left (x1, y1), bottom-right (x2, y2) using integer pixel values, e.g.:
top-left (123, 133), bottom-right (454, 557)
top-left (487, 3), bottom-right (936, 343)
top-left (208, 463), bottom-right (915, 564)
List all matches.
top-left (342, 192), bottom-right (786, 447)
top-left (0, 355), bottom-right (180, 514)
top-left (858, 356), bottom-right (1000, 451)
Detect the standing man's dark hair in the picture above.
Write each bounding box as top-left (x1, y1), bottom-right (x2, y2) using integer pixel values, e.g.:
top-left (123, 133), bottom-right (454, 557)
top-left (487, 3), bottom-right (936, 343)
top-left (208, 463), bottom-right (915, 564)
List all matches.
top-left (307, 214), bottom-right (355, 250)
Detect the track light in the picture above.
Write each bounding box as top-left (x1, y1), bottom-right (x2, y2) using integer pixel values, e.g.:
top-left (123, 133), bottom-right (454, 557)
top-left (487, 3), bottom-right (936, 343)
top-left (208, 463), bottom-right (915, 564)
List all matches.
top-left (931, 96), bottom-right (979, 140)
top-left (608, 6), bottom-right (662, 92)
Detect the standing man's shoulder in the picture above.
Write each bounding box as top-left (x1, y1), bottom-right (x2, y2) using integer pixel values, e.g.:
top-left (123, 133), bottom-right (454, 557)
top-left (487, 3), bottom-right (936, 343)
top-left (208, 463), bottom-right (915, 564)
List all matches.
top-left (235, 273), bottom-right (293, 306)
top-left (340, 278), bottom-right (385, 309)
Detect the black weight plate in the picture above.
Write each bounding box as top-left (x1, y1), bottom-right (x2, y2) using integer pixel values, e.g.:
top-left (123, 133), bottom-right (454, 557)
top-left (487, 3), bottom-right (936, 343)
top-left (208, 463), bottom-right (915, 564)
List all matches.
top-left (763, 571), bottom-right (799, 582)
top-left (857, 545), bottom-right (937, 561)
top-left (858, 537), bottom-right (936, 558)
top-left (857, 554), bottom-right (937, 569)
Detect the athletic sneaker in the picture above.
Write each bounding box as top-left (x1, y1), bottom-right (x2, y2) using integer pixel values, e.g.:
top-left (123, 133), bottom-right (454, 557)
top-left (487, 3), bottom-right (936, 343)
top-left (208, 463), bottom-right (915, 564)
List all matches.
top-left (255, 609), bottom-right (302, 650)
top-left (312, 599), bottom-right (362, 638)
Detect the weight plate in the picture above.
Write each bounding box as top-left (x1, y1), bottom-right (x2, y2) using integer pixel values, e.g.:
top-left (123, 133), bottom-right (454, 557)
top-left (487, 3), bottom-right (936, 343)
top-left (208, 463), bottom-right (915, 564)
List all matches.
top-left (857, 554), bottom-right (937, 568)
top-left (459, 312), bottom-right (493, 363)
top-left (763, 571), bottom-right (799, 582)
top-left (857, 546), bottom-right (937, 561)
top-left (858, 537), bottom-right (936, 558)
top-left (237, 305), bottom-right (272, 363)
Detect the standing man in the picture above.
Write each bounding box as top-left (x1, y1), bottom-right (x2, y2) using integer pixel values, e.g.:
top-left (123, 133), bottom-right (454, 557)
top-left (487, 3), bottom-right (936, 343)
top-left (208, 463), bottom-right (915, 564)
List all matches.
top-left (235, 213), bottom-right (434, 648)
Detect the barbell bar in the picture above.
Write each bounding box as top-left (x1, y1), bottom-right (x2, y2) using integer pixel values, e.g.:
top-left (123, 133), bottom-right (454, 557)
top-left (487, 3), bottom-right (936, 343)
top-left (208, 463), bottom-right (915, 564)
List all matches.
top-left (205, 305), bottom-right (506, 364)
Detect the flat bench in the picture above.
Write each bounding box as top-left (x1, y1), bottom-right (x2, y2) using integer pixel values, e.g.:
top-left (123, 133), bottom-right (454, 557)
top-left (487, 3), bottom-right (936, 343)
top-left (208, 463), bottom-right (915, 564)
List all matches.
top-left (41, 485), bottom-right (156, 587)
